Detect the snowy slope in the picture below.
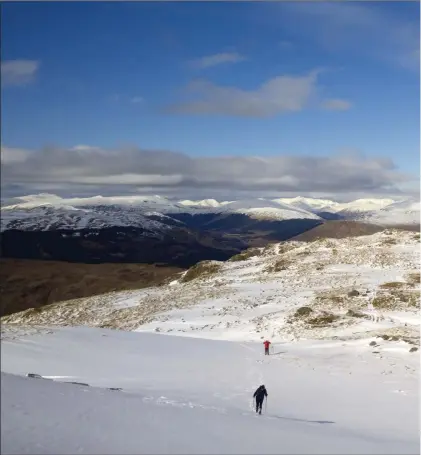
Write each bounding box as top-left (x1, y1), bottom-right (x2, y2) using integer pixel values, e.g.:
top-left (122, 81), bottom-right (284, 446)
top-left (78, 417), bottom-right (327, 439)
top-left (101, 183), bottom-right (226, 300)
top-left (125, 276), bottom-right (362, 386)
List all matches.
top-left (211, 198), bottom-right (322, 220)
top-left (135, 230), bottom-right (420, 343)
top-left (1, 326), bottom-right (419, 454)
top-left (180, 197), bottom-right (326, 218)
top-left (175, 198), bottom-right (323, 221)
top-left (274, 197), bottom-right (340, 213)
top-left (336, 198), bottom-right (396, 213)
top-left (277, 197), bottom-right (400, 215)
top-left (4, 229), bottom-right (419, 347)
top-left (349, 200), bottom-right (420, 226)
top-left (0, 204), bottom-right (173, 232)
top-left (0, 193), bottom-right (199, 231)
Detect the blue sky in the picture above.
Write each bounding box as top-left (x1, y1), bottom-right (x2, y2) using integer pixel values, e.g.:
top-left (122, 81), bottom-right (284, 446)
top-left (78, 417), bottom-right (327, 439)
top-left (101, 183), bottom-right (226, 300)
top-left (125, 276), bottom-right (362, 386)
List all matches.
top-left (1, 2), bottom-right (419, 199)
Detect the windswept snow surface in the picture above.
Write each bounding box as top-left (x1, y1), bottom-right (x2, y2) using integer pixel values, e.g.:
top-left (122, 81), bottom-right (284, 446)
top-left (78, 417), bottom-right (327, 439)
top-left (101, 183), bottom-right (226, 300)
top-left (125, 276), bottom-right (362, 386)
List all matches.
top-left (1, 326), bottom-right (419, 454)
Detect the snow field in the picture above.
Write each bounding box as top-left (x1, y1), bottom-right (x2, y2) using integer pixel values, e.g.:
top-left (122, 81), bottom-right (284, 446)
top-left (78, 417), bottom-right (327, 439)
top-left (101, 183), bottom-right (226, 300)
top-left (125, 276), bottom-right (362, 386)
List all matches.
top-left (1, 326), bottom-right (419, 454)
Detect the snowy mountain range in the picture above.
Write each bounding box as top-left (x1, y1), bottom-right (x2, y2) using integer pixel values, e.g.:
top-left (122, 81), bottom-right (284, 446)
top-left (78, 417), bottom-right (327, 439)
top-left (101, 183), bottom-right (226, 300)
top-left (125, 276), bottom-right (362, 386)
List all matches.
top-left (1, 193), bottom-right (419, 232)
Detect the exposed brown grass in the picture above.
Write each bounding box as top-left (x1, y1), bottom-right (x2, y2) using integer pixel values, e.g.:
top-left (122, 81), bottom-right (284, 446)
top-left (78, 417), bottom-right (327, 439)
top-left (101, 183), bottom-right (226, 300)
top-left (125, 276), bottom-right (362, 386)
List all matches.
top-left (346, 309), bottom-right (369, 319)
top-left (406, 272), bottom-right (420, 286)
top-left (382, 238), bottom-right (398, 245)
top-left (390, 289), bottom-right (420, 307)
top-left (294, 306), bottom-right (313, 318)
top-left (291, 221), bottom-right (384, 241)
top-left (180, 261), bottom-right (221, 283)
top-left (372, 294), bottom-right (396, 309)
top-left (307, 312), bottom-right (340, 327)
top-left (228, 248), bottom-right (261, 262)
top-left (315, 292), bottom-right (346, 306)
top-left (347, 290), bottom-right (360, 297)
top-left (0, 259), bottom-right (183, 317)
top-left (266, 258), bottom-right (291, 273)
top-left (380, 281), bottom-right (406, 289)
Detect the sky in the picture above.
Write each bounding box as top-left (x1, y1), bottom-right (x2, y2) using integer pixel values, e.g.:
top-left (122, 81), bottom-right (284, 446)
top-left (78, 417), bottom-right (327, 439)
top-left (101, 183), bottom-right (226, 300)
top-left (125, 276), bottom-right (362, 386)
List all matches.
top-left (1, 1), bottom-right (420, 201)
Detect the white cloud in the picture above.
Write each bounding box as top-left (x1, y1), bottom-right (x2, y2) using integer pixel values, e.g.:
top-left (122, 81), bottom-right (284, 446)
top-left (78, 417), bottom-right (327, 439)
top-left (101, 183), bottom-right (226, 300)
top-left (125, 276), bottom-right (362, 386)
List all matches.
top-left (190, 52), bottom-right (246, 69)
top-left (1, 144), bottom-right (415, 200)
top-left (167, 69), bottom-right (351, 117)
top-left (1, 60), bottom-right (40, 87)
top-left (167, 70), bottom-right (322, 117)
top-left (321, 99), bottom-right (352, 111)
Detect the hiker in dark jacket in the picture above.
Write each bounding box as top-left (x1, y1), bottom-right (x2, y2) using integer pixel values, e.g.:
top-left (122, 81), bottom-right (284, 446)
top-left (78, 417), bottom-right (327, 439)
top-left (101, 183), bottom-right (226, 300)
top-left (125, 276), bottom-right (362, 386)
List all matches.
top-left (253, 385), bottom-right (268, 414)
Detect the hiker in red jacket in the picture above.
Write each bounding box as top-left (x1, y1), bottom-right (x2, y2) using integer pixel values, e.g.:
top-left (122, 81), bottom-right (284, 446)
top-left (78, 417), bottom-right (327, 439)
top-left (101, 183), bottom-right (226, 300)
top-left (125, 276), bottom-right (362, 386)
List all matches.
top-left (263, 340), bottom-right (271, 355)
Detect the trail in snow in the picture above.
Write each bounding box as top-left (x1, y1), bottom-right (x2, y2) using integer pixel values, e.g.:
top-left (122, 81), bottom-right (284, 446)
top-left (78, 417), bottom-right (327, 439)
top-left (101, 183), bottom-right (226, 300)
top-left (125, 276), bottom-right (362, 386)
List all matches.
top-left (1, 325), bottom-right (418, 455)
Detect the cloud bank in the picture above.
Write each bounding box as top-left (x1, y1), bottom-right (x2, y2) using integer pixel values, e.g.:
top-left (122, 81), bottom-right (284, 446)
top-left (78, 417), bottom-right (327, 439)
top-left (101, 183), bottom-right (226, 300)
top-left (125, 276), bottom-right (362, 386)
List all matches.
top-left (1, 145), bottom-right (417, 201)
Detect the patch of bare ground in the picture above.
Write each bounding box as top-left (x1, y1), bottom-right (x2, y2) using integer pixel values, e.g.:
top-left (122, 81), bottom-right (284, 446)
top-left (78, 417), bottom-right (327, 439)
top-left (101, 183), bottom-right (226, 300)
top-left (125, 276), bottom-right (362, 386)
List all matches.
top-left (406, 272), bottom-right (420, 287)
top-left (382, 224), bottom-right (420, 233)
top-left (228, 248), bottom-right (262, 262)
top-left (290, 221), bottom-right (384, 242)
top-left (1, 271), bottom-right (234, 330)
top-left (0, 258), bottom-right (183, 317)
top-left (382, 237), bottom-right (398, 246)
top-left (180, 261), bottom-right (222, 283)
top-left (265, 258), bottom-right (291, 273)
top-left (286, 306), bottom-right (343, 330)
top-left (313, 290), bottom-right (349, 310)
top-left (372, 288), bottom-right (420, 310)
top-left (379, 281), bottom-right (406, 289)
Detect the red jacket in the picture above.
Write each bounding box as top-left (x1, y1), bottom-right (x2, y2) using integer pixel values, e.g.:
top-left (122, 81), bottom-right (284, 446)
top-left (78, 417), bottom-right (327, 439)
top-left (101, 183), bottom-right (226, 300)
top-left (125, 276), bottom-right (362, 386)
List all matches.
top-left (263, 340), bottom-right (271, 349)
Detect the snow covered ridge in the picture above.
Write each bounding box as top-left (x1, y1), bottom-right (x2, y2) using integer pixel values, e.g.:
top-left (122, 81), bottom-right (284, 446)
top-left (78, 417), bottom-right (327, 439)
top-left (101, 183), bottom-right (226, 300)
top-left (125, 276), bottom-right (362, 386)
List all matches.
top-left (3, 229), bottom-right (419, 348)
top-left (183, 196), bottom-right (420, 225)
top-left (349, 200), bottom-right (421, 226)
top-left (1, 194), bottom-right (322, 231)
top-left (0, 204), bottom-right (174, 233)
top-left (2, 193), bottom-right (418, 231)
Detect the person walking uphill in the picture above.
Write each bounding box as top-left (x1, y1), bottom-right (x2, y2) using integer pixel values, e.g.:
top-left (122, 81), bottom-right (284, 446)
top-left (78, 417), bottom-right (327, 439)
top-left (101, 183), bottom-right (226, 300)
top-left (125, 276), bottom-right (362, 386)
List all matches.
top-left (253, 385), bottom-right (268, 415)
top-left (263, 339), bottom-right (271, 355)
